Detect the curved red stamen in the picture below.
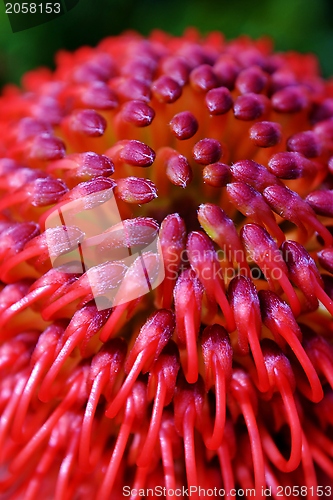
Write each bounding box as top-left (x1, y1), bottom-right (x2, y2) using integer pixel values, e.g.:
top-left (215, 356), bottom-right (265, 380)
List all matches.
top-left (174, 270), bottom-right (203, 383)
top-left (98, 382), bottom-right (146, 500)
top-left (229, 368), bottom-right (266, 496)
top-left (187, 231), bottom-right (236, 331)
top-left (100, 252), bottom-right (163, 342)
top-left (260, 290), bottom-right (323, 403)
top-left (229, 275), bottom-right (270, 392)
top-left (11, 325), bottom-right (63, 440)
top-left (241, 224), bottom-right (301, 317)
top-left (260, 339), bottom-right (303, 473)
top-left (201, 324), bottom-right (232, 450)
top-left (10, 368), bottom-right (87, 474)
top-left (174, 376), bottom-right (205, 500)
top-left (79, 339), bottom-right (127, 469)
top-left (106, 310), bottom-right (175, 418)
top-left (137, 342), bottom-right (179, 467)
top-left (226, 182), bottom-right (285, 247)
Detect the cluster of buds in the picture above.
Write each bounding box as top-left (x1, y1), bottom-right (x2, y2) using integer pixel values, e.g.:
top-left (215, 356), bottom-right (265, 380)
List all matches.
top-left (0, 29), bottom-right (333, 499)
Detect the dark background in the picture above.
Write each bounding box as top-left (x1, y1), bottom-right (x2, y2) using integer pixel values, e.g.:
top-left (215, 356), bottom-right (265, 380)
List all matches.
top-left (0, 0), bottom-right (333, 88)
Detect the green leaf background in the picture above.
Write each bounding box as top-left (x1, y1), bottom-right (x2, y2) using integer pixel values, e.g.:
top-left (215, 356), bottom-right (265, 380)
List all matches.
top-left (0, 0), bottom-right (332, 87)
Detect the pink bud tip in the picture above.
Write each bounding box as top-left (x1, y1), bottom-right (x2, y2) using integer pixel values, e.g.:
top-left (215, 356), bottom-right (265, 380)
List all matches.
top-left (165, 152), bottom-right (193, 188)
top-left (202, 162), bottom-right (230, 187)
top-left (272, 86), bottom-right (309, 113)
top-left (205, 87), bottom-right (233, 115)
top-left (121, 100), bottom-right (155, 127)
top-left (28, 134), bottom-right (66, 161)
top-left (192, 138), bottom-right (222, 165)
top-left (214, 57), bottom-right (240, 89)
top-left (230, 159), bottom-right (280, 192)
top-left (249, 121), bottom-right (282, 148)
top-left (233, 93), bottom-right (269, 121)
top-left (268, 152), bottom-right (316, 179)
top-left (287, 131), bottom-right (321, 158)
top-left (81, 82), bottom-right (118, 109)
top-left (169, 111), bottom-right (198, 140)
top-left (306, 189), bottom-right (333, 217)
top-left (151, 76), bottom-right (182, 103)
top-left (235, 66), bottom-right (268, 94)
top-left (120, 140), bottom-right (156, 167)
top-left (317, 248), bottom-right (333, 274)
top-left (27, 177), bottom-right (69, 207)
top-left (125, 309), bottom-right (175, 374)
top-left (67, 109), bottom-right (107, 137)
top-left (161, 56), bottom-right (190, 86)
top-left (114, 177), bottom-right (157, 204)
top-left (190, 64), bottom-right (218, 92)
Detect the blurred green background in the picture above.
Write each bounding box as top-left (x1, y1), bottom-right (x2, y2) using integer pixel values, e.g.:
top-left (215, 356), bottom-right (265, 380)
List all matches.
top-left (0, 0), bottom-right (332, 88)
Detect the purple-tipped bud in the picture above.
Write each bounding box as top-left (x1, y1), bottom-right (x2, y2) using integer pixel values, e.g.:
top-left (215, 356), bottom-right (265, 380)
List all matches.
top-left (241, 224), bottom-right (285, 271)
top-left (310, 98), bottom-right (333, 124)
top-left (202, 162), bottom-right (230, 187)
top-left (0, 158), bottom-right (20, 176)
top-left (214, 57), bottom-right (240, 89)
top-left (161, 56), bottom-right (190, 86)
top-left (16, 117), bottom-right (52, 141)
top-left (113, 77), bottom-right (151, 102)
top-left (28, 134), bottom-right (66, 161)
top-left (261, 338), bottom-right (296, 391)
top-left (97, 217), bottom-right (159, 255)
top-left (121, 100), bottom-right (155, 127)
top-left (122, 58), bottom-right (157, 82)
top-left (173, 269), bottom-right (204, 349)
top-left (263, 184), bottom-right (314, 220)
top-left (235, 66), bottom-right (268, 94)
top-left (125, 310), bottom-right (175, 374)
top-left (192, 138), bottom-right (222, 165)
top-left (114, 177), bottom-right (157, 204)
top-left (314, 118), bottom-right (333, 150)
top-left (166, 153), bottom-right (193, 188)
top-left (259, 290), bottom-right (302, 341)
top-left (233, 93), bottom-right (269, 121)
top-left (228, 275), bottom-right (261, 353)
top-left (159, 213), bottom-right (186, 271)
top-left (66, 109), bottom-right (107, 137)
top-left (73, 53), bottom-right (115, 83)
top-left (190, 64), bottom-right (218, 92)
top-left (201, 324), bottom-right (233, 390)
top-left (106, 139), bottom-right (156, 168)
top-left (205, 87), bottom-right (233, 115)
top-left (1, 167), bottom-right (48, 190)
top-left (287, 131), bottom-right (321, 158)
top-left (305, 190), bottom-right (333, 217)
top-left (230, 159), bottom-right (280, 192)
top-left (281, 240), bottom-right (322, 310)
top-left (169, 111), bottom-right (198, 140)
top-left (268, 152), bottom-right (316, 179)
top-left (197, 202), bottom-right (248, 269)
top-left (151, 76), bottom-right (182, 103)
top-left (318, 248), bottom-right (333, 274)
top-left (27, 178), bottom-right (69, 207)
top-left (61, 177), bottom-right (115, 203)
top-left (80, 82), bottom-right (118, 110)
top-left (63, 152), bottom-right (114, 180)
top-left (0, 222), bottom-right (40, 258)
top-left (272, 86), bottom-right (308, 113)
top-left (249, 121), bottom-right (282, 148)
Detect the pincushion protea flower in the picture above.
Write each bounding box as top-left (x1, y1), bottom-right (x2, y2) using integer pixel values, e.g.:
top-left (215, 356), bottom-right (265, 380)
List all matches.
top-left (0, 27), bottom-right (333, 499)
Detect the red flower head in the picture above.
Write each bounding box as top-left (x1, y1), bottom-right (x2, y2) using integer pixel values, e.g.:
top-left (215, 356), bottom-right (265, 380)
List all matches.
top-left (0, 29), bottom-right (333, 499)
